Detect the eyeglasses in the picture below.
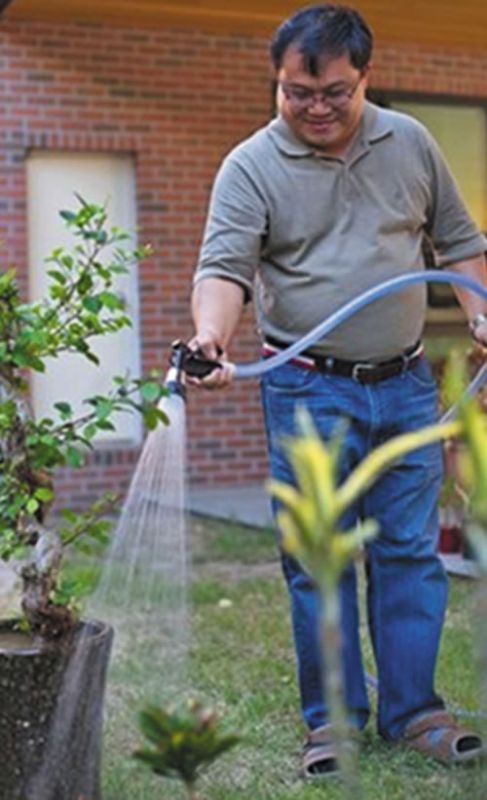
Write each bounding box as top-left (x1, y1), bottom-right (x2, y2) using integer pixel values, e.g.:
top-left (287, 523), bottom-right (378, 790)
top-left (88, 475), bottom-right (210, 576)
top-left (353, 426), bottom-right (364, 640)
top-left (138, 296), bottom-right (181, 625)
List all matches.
top-left (279, 75), bottom-right (363, 112)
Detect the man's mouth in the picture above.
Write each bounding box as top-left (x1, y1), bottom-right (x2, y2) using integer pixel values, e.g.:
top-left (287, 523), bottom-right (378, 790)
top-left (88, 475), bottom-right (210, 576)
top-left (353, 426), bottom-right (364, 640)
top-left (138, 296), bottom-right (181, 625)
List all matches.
top-left (304, 117), bottom-right (338, 131)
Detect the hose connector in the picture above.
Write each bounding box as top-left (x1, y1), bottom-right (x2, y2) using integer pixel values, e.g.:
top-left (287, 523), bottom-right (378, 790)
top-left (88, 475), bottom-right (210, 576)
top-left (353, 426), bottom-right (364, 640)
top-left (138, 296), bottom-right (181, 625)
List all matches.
top-left (165, 340), bottom-right (189, 400)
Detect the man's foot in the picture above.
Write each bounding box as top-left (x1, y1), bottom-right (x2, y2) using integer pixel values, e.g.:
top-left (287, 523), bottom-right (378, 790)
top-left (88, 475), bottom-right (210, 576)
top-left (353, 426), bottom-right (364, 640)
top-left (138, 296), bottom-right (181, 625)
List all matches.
top-left (302, 723), bottom-right (361, 778)
top-left (302, 724), bottom-right (339, 778)
top-left (400, 709), bottom-right (484, 765)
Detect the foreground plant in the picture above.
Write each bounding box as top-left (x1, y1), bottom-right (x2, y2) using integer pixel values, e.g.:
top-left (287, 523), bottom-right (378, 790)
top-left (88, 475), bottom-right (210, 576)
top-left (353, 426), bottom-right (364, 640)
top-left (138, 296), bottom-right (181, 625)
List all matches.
top-left (444, 353), bottom-right (487, 714)
top-left (268, 406), bottom-right (460, 797)
top-left (0, 198), bottom-right (168, 640)
top-left (133, 699), bottom-right (239, 800)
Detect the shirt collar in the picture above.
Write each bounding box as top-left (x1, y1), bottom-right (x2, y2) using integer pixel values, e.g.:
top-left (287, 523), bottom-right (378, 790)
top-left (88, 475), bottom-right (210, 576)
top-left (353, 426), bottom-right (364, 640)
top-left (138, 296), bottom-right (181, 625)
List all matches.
top-left (267, 101), bottom-right (394, 159)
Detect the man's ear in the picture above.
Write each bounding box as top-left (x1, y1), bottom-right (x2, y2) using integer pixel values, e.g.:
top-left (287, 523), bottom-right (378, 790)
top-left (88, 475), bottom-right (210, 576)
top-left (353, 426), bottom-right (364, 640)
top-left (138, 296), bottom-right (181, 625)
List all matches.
top-left (362, 62), bottom-right (372, 87)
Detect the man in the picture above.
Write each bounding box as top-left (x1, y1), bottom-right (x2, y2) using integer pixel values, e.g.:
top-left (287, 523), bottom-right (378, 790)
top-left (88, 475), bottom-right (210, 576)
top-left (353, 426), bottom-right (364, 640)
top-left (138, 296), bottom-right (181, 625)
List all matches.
top-left (190, 4), bottom-right (487, 775)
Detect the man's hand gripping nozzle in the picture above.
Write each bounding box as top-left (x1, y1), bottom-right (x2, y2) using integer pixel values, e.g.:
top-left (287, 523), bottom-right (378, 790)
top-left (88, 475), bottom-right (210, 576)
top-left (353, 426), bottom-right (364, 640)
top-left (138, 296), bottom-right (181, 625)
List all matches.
top-left (165, 339), bottom-right (231, 398)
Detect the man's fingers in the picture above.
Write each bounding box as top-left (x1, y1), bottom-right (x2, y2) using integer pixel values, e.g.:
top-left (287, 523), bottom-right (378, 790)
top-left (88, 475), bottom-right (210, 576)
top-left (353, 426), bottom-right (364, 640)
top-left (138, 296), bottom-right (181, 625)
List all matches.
top-left (187, 336), bottom-right (223, 361)
top-left (188, 362), bottom-right (235, 390)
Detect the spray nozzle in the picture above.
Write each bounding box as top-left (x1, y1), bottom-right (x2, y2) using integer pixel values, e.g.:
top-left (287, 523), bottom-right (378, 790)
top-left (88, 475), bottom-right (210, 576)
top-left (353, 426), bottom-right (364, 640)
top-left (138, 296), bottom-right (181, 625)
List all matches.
top-left (169, 340), bottom-right (223, 379)
top-left (165, 340), bottom-right (223, 399)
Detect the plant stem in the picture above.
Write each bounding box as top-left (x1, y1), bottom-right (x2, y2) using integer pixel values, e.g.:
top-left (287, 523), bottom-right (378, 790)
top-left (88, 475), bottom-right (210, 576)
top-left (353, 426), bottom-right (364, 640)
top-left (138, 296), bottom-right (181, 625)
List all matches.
top-left (321, 580), bottom-right (361, 799)
top-left (476, 569), bottom-right (487, 747)
top-left (185, 781), bottom-right (200, 800)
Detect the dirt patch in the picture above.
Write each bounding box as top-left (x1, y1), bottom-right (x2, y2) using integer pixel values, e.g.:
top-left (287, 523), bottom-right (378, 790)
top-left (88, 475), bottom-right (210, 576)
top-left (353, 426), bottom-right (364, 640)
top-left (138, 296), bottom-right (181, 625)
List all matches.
top-left (193, 560), bottom-right (280, 582)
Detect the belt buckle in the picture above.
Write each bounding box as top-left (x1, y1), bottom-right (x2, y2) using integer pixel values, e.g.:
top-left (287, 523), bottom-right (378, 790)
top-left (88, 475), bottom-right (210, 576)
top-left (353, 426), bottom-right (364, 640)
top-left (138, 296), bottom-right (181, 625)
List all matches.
top-left (351, 362), bottom-right (375, 382)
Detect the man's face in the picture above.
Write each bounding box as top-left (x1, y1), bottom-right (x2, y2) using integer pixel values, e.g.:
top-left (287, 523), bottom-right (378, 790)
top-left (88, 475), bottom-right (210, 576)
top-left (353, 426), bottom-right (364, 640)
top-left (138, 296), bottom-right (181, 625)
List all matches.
top-left (276, 47), bottom-right (369, 155)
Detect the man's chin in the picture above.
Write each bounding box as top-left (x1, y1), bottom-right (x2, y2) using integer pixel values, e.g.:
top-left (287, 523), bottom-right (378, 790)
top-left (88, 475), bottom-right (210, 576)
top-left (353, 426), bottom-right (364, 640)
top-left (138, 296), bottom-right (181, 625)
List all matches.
top-left (299, 121), bottom-right (341, 150)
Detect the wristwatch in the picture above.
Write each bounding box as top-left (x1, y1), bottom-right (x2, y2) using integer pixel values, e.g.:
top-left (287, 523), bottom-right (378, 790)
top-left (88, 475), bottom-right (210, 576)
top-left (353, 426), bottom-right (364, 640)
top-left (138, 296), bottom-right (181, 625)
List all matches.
top-left (469, 312), bottom-right (487, 340)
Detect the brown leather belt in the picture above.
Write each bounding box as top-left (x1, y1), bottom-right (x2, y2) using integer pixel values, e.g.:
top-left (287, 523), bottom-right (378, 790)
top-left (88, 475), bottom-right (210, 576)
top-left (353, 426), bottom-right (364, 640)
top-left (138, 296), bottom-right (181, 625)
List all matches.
top-left (263, 337), bottom-right (424, 384)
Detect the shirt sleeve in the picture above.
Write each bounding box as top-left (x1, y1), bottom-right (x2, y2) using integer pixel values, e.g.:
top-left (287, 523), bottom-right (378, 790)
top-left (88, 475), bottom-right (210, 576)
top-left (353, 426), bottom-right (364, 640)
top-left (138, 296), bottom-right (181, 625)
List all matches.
top-left (193, 152), bottom-right (268, 301)
top-left (421, 127), bottom-right (487, 264)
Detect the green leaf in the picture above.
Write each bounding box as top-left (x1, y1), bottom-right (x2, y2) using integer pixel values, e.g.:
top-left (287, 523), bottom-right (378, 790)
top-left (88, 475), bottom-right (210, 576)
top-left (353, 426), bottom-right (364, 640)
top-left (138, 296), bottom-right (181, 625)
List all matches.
top-left (11, 349), bottom-right (45, 372)
top-left (143, 407), bottom-right (160, 430)
top-left (94, 398), bottom-right (114, 420)
top-left (34, 487), bottom-right (54, 503)
top-left (54, 401), bottom-right (73, 420)
top-left (59, 209), bottom-right (77, 223)
top-left (66, 446), bottom-right (84, 469)
top-left (82, 423), bottom-right (98, 440)
top-left (47, 269), bottom-right (67, 285)
top-left (95, 419), bottom-right (116, 431)
top-left (99, 290), bottom-right (124, 311)
top-left (26, 498), bottom-right (39, 515)
top-left (77, 273), bottom-right (93, 294)
top-left (82, 296), bottom-right (103, 313)
top-left (46, 246), bottom-right (64, 260)
top-left (140, 382), bottom-right (161, 403)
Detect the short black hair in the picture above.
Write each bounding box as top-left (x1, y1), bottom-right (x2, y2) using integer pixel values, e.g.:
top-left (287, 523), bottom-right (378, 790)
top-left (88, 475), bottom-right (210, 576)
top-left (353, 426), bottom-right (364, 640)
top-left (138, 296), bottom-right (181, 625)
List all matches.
top-left (270, 4), bottom-right (373, 76)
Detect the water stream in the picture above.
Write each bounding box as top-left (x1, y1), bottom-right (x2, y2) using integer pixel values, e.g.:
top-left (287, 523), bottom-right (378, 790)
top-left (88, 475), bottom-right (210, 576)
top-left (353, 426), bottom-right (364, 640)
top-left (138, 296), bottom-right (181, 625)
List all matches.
top-left (27, 391), bottom-right (190, 798)
top-left (97, 390), bottom-right (190, 699)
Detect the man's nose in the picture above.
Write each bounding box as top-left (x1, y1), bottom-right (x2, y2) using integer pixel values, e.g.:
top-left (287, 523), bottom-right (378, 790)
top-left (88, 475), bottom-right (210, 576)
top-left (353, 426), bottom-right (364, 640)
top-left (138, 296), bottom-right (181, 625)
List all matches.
top-left (308, 95), bottom-right (333, 112)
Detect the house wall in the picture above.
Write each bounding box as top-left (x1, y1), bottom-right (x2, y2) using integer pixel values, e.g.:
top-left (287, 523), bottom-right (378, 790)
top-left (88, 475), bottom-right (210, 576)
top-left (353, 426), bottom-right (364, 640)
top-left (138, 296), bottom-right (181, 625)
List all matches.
top-left (1, 17), bottom-right (486, 509)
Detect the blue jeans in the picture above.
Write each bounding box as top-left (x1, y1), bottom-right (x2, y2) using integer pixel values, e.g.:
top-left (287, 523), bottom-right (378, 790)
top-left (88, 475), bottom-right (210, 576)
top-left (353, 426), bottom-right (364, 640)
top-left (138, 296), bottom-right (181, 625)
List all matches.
top-left (260, 357), bottom-right (447, 740)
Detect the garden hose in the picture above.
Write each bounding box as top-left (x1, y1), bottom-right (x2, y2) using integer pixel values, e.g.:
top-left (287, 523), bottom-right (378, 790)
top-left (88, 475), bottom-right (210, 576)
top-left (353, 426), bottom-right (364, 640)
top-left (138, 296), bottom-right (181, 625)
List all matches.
top-left (231, 269), bottom-right (487, 391)
top-left (170, 270), bottom-right (487, 411)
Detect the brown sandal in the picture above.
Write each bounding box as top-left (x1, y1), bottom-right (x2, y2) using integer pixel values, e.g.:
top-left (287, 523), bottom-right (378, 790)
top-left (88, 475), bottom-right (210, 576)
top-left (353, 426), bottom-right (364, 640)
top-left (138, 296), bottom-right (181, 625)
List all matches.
top-left (302, 725), bottom-right (339, 778)
top-left (401, 709), bottom-right (484, 764)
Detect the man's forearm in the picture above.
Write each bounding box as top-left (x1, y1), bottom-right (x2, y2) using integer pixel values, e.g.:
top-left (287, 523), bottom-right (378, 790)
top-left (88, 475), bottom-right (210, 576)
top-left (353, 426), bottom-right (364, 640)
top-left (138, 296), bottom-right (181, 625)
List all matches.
top-left (191, 277), bottom-right (245, 354)
top-left (450, 254), bottom-right (487, 320)
top-left (450, 253), bottom-right (487, 346)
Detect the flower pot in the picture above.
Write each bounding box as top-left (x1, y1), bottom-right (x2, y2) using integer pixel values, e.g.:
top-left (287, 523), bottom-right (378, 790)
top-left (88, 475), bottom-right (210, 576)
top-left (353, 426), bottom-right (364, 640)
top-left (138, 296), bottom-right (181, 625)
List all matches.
top-left (438, 523), bottom-right (463, 554)
top-left (0, 618), bottom-right (113, 800)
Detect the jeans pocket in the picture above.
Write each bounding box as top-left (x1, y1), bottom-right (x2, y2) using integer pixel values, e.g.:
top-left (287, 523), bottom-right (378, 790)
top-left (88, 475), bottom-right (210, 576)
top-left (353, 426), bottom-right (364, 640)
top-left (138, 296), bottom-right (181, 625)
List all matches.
top-left (263, 362), bottom-right (317, 396)
top-left (404, 358), bottom-right (437, 391)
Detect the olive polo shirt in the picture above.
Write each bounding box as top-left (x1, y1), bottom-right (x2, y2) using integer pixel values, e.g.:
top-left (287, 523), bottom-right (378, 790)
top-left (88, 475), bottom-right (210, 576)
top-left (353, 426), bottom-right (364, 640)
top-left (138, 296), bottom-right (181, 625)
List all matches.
top-left (194, 102), bottom-right (486, 360)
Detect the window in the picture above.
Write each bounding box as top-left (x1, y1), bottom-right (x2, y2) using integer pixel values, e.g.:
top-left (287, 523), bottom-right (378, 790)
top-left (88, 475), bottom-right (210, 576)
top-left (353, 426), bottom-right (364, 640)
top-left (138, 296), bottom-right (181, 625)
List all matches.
top-left (393, 101), bottom-right (486, 230)
top-left (392, 99), bottom-right (487, 324)
top-left (26, 152), bottom-right (142, 445)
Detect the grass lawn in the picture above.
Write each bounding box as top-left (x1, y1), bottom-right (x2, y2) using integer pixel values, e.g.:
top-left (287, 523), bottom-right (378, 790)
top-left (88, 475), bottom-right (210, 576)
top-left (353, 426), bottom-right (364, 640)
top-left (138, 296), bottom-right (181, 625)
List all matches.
top-left (102, 515), bottom-right (486, 800)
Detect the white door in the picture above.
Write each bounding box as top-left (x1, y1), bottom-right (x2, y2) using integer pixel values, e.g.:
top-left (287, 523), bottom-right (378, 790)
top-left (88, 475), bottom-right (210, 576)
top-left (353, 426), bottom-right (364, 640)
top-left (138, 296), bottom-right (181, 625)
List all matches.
top-left (26, 152), bottom-right (142, 446)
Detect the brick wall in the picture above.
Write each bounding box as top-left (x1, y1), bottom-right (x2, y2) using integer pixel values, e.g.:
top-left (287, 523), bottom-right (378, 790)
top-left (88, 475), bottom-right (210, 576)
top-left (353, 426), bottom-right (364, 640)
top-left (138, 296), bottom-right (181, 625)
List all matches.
top-left (1, 18), bottom-right (486, 510)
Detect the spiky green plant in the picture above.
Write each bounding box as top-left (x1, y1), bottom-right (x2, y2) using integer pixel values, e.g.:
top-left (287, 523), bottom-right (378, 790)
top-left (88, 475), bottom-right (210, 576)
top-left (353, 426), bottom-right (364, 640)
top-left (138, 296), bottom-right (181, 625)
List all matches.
top-left (443, 353), bottom-right (487, 718)
top-left (133, 699), bottom-right (239, 800)
top-left (268, 405), bottom-right (460, 797)
top-left (444, 356), bottom-right (487, 564)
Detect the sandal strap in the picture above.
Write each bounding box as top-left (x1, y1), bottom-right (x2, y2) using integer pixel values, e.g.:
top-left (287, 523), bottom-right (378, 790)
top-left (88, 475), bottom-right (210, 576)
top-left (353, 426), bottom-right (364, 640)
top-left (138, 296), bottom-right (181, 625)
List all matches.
top-left (303, 742), bottom-right (336, 771)
top-left (403, 710), bottom-right (455, 741)
top-left (303, 728), bottom-right (337, 776)
top-left (306, 724), bottom-right (333, 747)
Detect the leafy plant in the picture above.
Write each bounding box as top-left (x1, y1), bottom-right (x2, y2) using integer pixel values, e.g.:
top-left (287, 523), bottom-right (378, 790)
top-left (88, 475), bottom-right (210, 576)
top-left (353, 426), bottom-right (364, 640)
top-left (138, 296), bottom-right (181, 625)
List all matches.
top-left (0, 198), bottom-right (168, 639)
top-left (268, 405), bottom-right (460, 797)
top-left (445, 356), bottom-right (487, 554)
top-left (133, 699), bottom-right (239, 800)
top-left (443, 353), bottom-right (487, 717)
